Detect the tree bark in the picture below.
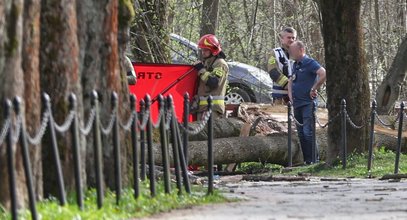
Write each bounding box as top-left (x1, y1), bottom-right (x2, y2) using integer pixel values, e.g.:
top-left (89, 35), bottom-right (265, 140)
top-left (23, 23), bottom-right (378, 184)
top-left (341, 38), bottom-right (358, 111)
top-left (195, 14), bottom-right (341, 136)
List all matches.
top-left (77, 0), bottom-right (131, 189)
top-left (155, 134), bottom-right (304, 166)
top-left (0, 0), bottom-right (26, 209)
top-left (200, 0), bottom-right (219, 36)
top-left (22, 0), bottom-right (43, 200)
top-left (188, 118), bottom-right (245, 141)
top-left (40, 0), bottom-right (84, 197)
top-left (318, 1), bottom-right (371, 163)
top-left (375, 36), bottom-right (407, 114)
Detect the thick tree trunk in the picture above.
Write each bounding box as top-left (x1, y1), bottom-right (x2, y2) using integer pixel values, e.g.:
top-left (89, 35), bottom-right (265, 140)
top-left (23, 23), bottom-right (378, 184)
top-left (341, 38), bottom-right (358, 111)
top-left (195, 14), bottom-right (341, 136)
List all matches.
top-left (0, 0), bottom-right (25, 209)
top-left (40, 0), bottom-right (84, 197)
top-left (77, 0), bottom-right (131, 189)
top-left (22, 0), bottom-right (43, 200)
top-left (200, 0), bottom-right (219, 36)
top-left (319, 1), bottom-right (371, 163)
top-left (375, 36), bottom-right (407, 114)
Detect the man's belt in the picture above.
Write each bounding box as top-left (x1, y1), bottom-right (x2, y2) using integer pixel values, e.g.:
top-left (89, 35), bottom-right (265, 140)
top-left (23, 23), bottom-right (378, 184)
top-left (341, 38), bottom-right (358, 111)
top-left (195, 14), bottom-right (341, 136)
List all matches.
top-left (199, 96), bottom-right (225, 105)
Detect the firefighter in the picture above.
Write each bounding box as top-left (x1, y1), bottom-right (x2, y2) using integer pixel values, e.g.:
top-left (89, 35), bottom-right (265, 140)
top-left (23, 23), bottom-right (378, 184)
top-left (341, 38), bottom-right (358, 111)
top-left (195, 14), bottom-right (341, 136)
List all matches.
top-left (193, 34), bottom-right (229, 120)
top-left (267, 27), bottom-right (297, 104)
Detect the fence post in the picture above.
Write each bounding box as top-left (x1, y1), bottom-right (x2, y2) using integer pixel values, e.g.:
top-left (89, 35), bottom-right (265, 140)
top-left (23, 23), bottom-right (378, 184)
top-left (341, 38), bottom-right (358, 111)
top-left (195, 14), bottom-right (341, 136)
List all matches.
top-left (367, 100), bottom-right (376, 173)
top-left (139, 99), bottom-right (146, 181)
top-left (91, 91), bottom-right (104, 209)
top-left (394, 102), bottom-right (405, 174)
top-left (145, 95), bottom-right (156, 197)
top-left (5, 99), bottom-right (17, 220)
top-left (130, 95), bottom-right (140, 199)
top-left (175, 118), bottom-right (191, 194)
top-left (287, 101), bottom-right (292, 167)
top-left (183, 93), bottom-right (190, 165)
top-left (207, 96), bottom-right (214, 195)
top-left (68, 94), bottom-right (83, 210)
top-left (13, 97), bottom-right (38, 219)
top-left (43, 93), bottom-right (66, 205)
top-left (111, 92), bottom-right (122, 205)
top-left (168, 96), bottom-right (182, 194)
top-left (312, 101), bottom-right (317, 163)
top-left (341, 99), bottom-right (347, 169)
top-left (159, 95), bottom-right (171, 194)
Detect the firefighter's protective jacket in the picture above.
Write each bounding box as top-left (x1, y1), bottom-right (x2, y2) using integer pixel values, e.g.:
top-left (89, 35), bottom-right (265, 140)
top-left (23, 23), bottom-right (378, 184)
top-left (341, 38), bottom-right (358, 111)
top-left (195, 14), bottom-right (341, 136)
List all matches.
top-left (196, 56), bottom-right (229, 115)
top-left (267, 47), bottom-right (293, 98)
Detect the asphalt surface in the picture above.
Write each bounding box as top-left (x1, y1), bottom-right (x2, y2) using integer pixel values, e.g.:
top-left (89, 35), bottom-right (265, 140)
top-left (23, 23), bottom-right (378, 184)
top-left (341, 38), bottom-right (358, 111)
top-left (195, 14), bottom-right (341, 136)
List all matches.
top-left (141, 176), bottom-right (407, 220)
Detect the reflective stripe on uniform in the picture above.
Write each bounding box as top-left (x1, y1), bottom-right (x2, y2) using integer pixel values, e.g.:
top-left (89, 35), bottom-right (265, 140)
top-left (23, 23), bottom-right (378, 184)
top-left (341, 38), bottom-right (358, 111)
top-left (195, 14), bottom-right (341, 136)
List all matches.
top-left (199, 96), bottom-right (225, 106)
top-left (212, 67), bottom-right (224, 78)
top-left (200, 71), bottom-right (210, 81)
top-left (199, 99), bottom-right (224, 106)
top-left (275, 74), bottom-right (289, 87)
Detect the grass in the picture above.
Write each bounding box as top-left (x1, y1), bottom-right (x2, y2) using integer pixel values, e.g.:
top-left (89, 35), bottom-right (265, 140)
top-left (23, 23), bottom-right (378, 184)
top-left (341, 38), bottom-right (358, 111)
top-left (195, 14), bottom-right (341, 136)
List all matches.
top-left (2, 148), bottom-right (405, 219)
top-left (237, 147), bottom-right (407, 178)
top-left (0, 181), bottom-right (228, 220)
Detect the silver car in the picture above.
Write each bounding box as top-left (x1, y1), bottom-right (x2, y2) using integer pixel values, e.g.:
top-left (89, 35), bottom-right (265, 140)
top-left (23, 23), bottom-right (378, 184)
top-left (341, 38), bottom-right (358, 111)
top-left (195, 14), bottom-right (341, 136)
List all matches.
top-left (170, 33), bottom-right (273, 104)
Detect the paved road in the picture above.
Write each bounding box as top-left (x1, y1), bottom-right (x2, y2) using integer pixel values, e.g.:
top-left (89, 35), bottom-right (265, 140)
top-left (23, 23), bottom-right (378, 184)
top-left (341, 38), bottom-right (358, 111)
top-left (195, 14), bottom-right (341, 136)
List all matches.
top-left (141, 177), bottom-right (407, 220)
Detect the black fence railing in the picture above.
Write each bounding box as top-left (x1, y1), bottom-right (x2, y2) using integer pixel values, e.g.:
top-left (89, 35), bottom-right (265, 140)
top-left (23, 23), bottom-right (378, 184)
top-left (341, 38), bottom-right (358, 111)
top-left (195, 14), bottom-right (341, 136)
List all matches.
top-left (0, 91), bottom-right (215, 220)
top-left (287, 99), bottom-right (406, 173)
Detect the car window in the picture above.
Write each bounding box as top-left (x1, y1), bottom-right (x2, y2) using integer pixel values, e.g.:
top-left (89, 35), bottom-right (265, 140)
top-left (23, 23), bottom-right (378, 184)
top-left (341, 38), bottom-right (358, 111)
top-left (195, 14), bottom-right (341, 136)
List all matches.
top-left (170, 37), bottom-right (198, 64)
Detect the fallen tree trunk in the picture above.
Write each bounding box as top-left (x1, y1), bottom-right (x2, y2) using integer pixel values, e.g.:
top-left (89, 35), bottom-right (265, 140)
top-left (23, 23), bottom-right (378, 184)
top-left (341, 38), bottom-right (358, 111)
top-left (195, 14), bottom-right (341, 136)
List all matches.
top-left (151, 128), bottom-right (405, 166)
top-left (188, 118), bottom-right (244, 141)
top-left (374, 132), bottom-right (407, 153)
top-left (187, 117), bottom-right (288, 141)
top-left (154, 133), bottom-right (304, 166)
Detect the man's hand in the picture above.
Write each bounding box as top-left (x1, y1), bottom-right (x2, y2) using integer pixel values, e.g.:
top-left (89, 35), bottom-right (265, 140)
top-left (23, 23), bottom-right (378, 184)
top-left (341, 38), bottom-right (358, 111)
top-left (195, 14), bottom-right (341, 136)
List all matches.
top-left (193, 61), bottom-right (204, 71)
top-left (310, 88), bottom-right (318, 99)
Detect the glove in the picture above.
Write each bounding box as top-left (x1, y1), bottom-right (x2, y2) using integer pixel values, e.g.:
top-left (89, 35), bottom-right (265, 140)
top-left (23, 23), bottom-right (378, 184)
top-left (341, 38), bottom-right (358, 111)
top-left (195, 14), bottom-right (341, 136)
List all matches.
top-left (206, 75), bottom-right (219, 90)
top-left (194, 62), bottom-right (204, 71)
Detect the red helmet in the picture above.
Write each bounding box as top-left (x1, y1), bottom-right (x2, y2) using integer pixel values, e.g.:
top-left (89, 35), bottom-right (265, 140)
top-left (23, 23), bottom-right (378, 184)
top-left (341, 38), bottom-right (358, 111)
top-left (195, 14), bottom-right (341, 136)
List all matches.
top-left (198, 34), bottom-right (222, 56)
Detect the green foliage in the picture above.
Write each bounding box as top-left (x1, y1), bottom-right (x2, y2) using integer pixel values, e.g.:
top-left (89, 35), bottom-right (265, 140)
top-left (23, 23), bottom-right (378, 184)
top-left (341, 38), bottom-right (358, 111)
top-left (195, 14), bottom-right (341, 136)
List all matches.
top-left (237, 162), bottom-right (282, 174)
top-left (2, 181), bottom-right (227, 220)
top-left (283, 147), bottom-right (407, 178)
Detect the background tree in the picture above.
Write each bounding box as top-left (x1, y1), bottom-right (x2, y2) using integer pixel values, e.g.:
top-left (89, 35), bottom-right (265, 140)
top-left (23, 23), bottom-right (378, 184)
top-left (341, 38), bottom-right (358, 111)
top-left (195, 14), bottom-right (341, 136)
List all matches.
top-left (318, 0), bottom-right (371, 162)
top-left (131, 0), bottom-right (170, 63)
top-left (375, 35), bottom-right (407, 114)
top-left (0, 0), bottom-right (26, 209)
top-left (200, 0), bottom-right (219, 36)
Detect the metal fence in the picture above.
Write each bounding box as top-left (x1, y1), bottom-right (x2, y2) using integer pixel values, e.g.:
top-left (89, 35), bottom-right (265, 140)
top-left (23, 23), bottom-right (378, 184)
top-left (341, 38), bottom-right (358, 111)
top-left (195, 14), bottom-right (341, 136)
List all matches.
top-left (0, 91), bottom-right (216, 220)
top-left (287, 99), bottom-right (406, 173)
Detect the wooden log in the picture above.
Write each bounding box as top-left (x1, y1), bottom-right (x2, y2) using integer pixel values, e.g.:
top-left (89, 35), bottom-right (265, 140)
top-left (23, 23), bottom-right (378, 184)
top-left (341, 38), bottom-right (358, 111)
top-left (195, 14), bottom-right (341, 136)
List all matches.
top-left (151, 124), bottom-right (404, 167)
top-left (155, 133), bottom-right (304, 166)
top-left (188, 118), bottom-right (244, 141)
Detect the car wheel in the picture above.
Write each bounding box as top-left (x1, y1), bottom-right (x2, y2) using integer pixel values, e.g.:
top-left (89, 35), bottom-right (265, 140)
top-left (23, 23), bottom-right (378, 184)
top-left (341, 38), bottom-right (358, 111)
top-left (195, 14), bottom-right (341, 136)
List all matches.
top-left (225, 87), bottom-right (252, 104)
